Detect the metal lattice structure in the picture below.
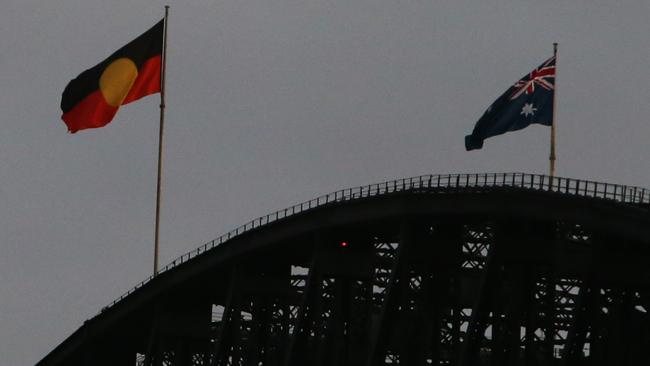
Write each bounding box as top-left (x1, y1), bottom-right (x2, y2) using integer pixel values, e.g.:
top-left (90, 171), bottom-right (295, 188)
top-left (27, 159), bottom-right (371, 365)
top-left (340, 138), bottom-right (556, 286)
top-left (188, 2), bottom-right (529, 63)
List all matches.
top-left (37, 173), bottom-right (650, 366)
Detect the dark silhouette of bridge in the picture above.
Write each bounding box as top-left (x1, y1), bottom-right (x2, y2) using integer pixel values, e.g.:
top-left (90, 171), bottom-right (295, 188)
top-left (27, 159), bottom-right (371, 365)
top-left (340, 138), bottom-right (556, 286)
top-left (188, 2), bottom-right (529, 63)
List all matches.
top-left (37, 173), bottom-right (650, 366)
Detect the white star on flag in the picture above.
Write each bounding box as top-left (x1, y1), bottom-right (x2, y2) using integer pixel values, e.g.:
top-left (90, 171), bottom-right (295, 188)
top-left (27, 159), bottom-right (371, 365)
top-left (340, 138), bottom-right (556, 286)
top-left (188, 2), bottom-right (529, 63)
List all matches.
top-left (520, 103), bottom-right (537, 117)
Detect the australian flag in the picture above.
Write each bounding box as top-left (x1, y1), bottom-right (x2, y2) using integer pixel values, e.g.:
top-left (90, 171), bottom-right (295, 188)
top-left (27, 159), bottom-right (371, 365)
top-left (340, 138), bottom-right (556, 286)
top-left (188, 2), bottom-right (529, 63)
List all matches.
top-left (465, 55), bottom-right (556, 150)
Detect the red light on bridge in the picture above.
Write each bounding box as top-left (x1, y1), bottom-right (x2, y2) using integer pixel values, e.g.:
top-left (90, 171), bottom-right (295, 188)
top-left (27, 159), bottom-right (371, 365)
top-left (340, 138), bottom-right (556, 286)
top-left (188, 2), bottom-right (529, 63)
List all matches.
top-left (340, 241), bottom-right (348, 248)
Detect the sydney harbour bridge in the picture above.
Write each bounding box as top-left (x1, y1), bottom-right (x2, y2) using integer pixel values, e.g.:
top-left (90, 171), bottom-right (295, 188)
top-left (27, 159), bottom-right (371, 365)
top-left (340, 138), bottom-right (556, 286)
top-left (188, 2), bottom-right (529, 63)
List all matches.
top-left (37, 173), bottom-right (650, 366)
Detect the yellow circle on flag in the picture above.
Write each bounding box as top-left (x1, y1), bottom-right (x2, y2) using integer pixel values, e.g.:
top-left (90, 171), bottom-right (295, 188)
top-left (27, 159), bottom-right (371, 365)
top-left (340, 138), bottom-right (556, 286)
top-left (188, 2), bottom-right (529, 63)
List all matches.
top-left (99, 58), bottom-right (138, 107)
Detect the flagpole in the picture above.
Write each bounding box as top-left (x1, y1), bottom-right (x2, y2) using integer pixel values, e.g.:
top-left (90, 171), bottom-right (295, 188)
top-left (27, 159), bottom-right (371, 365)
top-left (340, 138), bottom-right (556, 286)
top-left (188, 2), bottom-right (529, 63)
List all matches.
top-left (549, 42), bottom-right (557, 179)
top-left (154, 5), bottom-right (169, 275)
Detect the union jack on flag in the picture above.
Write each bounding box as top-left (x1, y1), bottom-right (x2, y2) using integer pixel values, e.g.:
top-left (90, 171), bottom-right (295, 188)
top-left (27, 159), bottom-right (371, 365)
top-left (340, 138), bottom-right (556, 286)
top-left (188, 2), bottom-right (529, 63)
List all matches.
top-left (465, 55), bottom-right (556, 151)
top-left (510, 56), bottom-right (556, 100)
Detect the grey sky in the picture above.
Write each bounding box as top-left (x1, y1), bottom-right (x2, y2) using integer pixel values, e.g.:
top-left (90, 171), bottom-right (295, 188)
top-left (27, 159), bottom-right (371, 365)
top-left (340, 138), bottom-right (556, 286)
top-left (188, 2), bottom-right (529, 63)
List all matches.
top-left (1, 1), bottom-right (649, 364)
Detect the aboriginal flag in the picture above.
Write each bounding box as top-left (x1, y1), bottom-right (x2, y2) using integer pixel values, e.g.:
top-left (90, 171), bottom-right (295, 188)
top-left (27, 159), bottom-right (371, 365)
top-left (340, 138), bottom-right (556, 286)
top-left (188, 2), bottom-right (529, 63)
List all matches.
top-left (61, 19), bottom-right (164, 133)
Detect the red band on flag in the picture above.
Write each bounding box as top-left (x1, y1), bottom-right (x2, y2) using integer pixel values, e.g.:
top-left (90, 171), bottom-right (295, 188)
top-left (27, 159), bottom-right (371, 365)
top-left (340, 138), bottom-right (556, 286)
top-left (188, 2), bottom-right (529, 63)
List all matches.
top-left (62, 91), bottom-right (119, 133)
top-left (123, 55), bottom-right (162, 105)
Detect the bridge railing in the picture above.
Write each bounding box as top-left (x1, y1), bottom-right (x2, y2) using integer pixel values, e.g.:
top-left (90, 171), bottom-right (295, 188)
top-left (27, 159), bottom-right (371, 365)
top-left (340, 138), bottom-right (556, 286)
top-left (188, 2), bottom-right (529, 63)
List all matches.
top-left (100, 172), bottom-right (649, 313)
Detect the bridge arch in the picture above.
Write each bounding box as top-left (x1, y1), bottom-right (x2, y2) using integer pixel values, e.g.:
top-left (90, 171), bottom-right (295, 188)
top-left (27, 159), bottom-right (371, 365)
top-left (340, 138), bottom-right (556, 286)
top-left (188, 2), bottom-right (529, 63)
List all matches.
top-left (38, 173), bottom-right (650, 366)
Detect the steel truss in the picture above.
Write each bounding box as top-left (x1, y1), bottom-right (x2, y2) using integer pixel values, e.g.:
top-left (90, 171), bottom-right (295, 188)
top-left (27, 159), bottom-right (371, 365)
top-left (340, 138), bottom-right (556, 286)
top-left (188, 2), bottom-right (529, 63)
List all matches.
top-left (119, 217), bottom-right (650, 366)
